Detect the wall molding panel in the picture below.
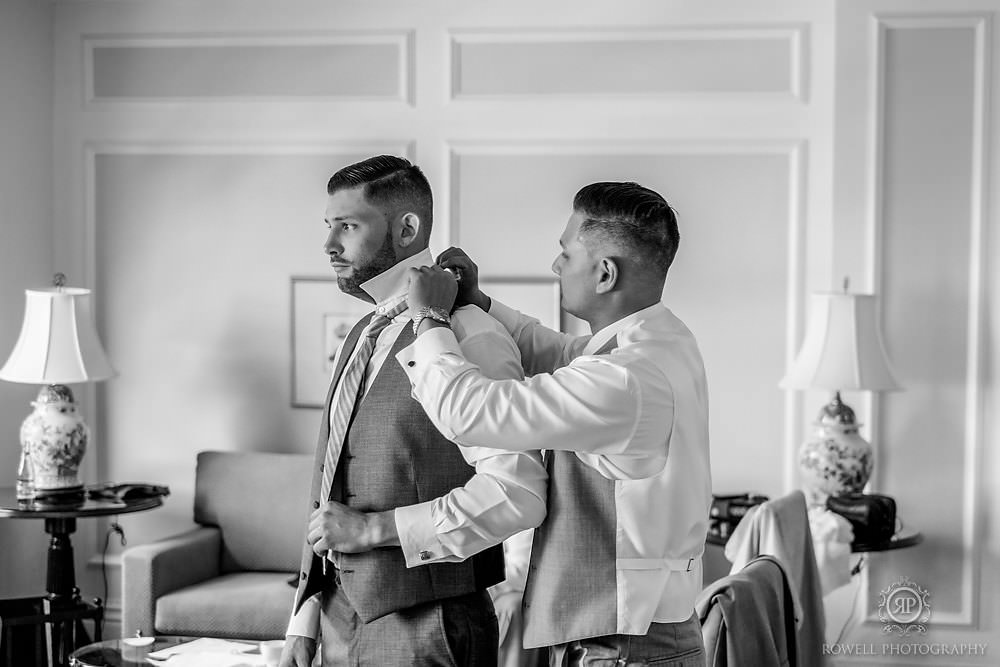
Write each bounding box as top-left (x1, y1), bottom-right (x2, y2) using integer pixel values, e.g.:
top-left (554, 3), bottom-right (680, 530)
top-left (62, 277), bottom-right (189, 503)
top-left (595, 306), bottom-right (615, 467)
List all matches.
top-left (84, 31), bottom-right (414, 105)
top-left (858, 12), bottom-right (990, 631)
top-left (82, 140), bottom-right (412, 286)
top-left (446, 140), bottom-right (808, 495)
top-left (449, 25), bottom-right (808, 101)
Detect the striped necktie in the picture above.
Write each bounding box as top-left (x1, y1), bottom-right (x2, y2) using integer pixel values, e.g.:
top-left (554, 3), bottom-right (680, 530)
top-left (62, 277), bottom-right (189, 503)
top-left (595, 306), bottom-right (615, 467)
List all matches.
top-left (319, 300), bottom-right (408, 504)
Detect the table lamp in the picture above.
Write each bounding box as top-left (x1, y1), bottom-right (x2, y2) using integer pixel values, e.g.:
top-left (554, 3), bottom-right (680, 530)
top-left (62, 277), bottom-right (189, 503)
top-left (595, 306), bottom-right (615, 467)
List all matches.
top-left (0, 274), bottom-right (116, 501)
top-left (780, 283), bottom-right (900, 506)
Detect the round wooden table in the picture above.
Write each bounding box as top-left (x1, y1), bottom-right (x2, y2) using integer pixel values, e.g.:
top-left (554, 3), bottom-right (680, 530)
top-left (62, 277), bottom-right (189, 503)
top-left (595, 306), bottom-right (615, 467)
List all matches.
top-left (0, 487), bottom-right (164, 666)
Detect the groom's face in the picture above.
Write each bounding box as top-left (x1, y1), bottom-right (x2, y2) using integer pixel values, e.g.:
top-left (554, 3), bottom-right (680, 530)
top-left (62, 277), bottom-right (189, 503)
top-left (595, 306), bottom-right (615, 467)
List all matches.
top-left (324, 186), bottom-right (398, 302)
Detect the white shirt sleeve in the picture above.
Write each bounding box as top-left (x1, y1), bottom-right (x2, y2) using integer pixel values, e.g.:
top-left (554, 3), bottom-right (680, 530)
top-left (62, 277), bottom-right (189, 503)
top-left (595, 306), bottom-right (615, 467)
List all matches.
top-left (489, 528), bottom-right (534, 598)
top-left (285, 593), bottom-right (320, 639)
top-left (488, 298), bottom-right (590, 374)
top-left (393, 316), bottom-right (548, 567)
top-left (396, 327), bottom-right (667, 480)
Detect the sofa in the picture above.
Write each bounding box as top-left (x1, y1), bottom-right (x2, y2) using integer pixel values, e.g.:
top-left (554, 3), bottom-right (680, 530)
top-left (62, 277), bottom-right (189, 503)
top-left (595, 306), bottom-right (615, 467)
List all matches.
top-left (122, 450), bottom-right (313, 640)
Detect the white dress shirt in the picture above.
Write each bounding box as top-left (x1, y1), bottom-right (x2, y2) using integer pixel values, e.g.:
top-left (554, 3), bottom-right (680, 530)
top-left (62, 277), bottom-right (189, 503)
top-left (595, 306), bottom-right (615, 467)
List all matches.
top-left (398, 299), bottom-right (713, 630)
top-left (287, 250), bottom-right (547, 639)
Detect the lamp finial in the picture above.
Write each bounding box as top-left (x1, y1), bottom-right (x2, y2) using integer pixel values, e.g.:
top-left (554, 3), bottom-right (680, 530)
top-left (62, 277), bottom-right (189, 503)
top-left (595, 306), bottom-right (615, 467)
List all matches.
top-left (53, 273), bottom-right (66, 289)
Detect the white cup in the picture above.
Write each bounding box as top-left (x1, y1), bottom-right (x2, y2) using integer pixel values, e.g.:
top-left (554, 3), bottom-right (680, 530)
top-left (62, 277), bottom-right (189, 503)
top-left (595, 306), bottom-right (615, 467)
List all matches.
top-left (259, 639), bottom-right (285, 666)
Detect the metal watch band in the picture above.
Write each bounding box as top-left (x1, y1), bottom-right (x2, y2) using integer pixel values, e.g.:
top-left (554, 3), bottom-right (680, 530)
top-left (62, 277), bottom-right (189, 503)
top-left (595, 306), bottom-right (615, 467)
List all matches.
top-left (411, 306), bottom-right (451, 335)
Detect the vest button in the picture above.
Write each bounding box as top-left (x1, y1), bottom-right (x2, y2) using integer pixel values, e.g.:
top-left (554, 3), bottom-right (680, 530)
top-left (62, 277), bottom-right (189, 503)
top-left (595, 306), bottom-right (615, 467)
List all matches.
top-left (300, 571), bottom-right (307, 580)
top-left (418, 550), bottom-right (433, 561)
top-left (313, 501), bottom-right (320, 509)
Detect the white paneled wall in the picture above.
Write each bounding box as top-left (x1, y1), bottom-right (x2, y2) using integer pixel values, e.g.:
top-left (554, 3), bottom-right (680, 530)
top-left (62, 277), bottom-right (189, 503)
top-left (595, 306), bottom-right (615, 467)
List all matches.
top-left (832, 0), bottom-right (999, 663)
top-left (33, 1), bottom-right (999, 660)
top-left (48, 0), bottom-right (834, 635)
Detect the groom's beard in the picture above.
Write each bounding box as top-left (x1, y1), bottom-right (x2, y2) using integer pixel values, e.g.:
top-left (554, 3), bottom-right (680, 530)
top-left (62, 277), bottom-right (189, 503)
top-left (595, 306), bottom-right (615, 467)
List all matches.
top-left (337, 231), bottom-right (397, 303)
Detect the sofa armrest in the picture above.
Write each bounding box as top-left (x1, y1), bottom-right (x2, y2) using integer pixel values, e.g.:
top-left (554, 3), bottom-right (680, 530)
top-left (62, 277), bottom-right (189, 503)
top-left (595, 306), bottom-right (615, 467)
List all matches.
top-left (122, 526), bottom-right (222, 637)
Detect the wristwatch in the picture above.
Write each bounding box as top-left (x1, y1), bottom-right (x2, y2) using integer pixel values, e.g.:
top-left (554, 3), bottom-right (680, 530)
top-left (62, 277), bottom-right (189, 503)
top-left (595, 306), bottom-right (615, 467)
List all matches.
top-left (412, 306), bottom-right (451, 335)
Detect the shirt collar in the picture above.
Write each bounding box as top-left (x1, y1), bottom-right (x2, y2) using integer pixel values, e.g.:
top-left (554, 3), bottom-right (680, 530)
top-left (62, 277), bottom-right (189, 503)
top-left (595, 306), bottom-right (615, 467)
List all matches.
top-left (582, 301), bottom-right (664, 355)
top-left (359, 247), bottom-right (433, 315)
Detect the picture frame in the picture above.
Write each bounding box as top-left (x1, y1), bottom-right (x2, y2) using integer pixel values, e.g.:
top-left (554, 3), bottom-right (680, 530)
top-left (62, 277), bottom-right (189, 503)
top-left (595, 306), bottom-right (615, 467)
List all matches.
top-left (290, 276), bottom-right (371, 408)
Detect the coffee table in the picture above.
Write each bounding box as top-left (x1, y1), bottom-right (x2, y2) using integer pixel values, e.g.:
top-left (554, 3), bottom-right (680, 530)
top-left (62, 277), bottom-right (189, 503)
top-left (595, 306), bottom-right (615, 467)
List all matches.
top-left (69, 636), bottom-right (261, 666)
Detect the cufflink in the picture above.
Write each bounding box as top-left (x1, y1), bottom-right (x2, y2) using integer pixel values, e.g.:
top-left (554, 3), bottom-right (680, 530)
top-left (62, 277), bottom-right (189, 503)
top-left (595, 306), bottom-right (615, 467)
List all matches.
top-left (419, 550), bottom-right (433, 561)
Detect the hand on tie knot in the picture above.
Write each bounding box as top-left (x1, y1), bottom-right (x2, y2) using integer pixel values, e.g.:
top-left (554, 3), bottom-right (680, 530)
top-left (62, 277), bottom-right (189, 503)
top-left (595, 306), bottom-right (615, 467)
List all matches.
top-left (405, 265), bottom-right (458, 315)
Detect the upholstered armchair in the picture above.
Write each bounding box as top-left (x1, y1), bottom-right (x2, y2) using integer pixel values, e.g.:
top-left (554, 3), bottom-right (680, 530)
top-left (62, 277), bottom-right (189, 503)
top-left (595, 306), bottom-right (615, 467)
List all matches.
top-left (122, 450), bottom-right (312, 640)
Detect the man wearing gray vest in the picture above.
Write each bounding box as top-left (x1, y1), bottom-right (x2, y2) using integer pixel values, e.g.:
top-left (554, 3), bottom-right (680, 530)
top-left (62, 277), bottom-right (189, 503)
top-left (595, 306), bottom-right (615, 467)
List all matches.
top-left (280, 156), bottom-right (547, 667)
top-left (396, 181), bottom-right (711, 666)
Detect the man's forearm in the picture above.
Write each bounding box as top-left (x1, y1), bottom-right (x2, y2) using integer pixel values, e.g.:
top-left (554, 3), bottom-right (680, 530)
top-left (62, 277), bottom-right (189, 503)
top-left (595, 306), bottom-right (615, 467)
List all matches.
top-left (365, 510), bottom-right (400, 548)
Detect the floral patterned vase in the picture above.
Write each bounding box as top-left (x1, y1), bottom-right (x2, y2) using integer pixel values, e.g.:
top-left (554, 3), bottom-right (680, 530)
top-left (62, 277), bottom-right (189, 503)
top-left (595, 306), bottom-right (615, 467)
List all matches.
top-left (19, 385), bottom-right (89, 491)
top-left (798, 422), bottom-right (873, 507)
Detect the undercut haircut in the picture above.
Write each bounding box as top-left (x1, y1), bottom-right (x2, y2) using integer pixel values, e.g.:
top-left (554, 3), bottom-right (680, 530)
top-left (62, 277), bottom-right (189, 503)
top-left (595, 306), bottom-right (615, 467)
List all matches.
top-left (573, 181), bottom-right (680, 278)
top-left (327, 155), bottom-right (433, 236)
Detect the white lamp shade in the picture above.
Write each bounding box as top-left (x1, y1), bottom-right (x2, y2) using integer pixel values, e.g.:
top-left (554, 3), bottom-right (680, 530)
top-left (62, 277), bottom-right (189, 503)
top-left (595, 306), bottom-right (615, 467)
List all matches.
top-left (0, 287), bottom-right (117, 384)
top-left (780, 292), bottom-right (900, 391)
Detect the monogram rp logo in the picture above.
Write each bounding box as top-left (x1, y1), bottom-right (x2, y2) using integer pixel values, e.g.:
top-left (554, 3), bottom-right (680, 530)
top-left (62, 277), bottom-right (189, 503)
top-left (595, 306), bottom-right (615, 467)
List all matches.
top-left (878, 577), bottom-right (931, 636)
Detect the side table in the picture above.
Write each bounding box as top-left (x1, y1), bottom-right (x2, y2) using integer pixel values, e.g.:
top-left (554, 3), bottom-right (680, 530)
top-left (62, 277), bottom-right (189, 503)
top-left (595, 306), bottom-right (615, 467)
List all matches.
top-left (0, 488), bottom-right (164, 667)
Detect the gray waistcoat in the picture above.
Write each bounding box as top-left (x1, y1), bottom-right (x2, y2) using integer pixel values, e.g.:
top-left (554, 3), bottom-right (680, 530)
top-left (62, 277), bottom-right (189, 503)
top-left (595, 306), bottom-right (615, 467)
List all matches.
top-left (295, 314), bottom-right (504, 623)
top-left (522, 449), bottom-right (618, 648)
top-left (522, 336), bottom-right (619, 648)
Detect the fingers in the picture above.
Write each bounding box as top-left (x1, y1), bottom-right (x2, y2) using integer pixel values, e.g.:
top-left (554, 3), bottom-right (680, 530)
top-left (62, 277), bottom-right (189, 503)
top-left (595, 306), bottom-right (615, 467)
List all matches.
top-left (311, 535), bottom-right (328, 557)
top-left (307, 511), bottom-right (328, 552)
top-left (435, 247), bottom-right (464, 265)
top-left (437, 247), bottom-right (476, 270)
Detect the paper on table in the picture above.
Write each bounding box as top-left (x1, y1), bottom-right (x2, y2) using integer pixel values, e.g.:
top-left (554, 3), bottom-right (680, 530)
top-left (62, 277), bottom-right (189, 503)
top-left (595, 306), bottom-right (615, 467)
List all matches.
top-left (147, 637), bottom-right (257, 659)
top-left (147, 654), bottom-right (267, 667)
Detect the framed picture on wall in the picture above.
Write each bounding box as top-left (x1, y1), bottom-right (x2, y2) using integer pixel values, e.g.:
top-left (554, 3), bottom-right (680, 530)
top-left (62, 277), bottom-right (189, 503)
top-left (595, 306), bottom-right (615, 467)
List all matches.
top-left (291, 275), bottom-right (565, 408)
top-left (291, 276), bottom-right (371, 408)
top-left (480, 277), bottom-right (562, 330)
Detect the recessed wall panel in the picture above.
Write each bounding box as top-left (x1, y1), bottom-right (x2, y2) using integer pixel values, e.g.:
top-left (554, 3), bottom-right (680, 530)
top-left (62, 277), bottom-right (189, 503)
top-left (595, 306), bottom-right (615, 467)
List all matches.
top-left (452, 29), bottom-right (798, 97)
top-left (877, 24), bottom-right (978, 619)
top-left (93, 149), bottom-right (383, 543)
top-left (453, 148), bottom-right (793, 495)
top-left (90, 37), bottom-right (406, 100)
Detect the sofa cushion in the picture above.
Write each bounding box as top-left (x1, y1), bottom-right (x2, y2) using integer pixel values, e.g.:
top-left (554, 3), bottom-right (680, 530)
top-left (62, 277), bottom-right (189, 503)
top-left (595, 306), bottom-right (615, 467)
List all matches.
top-left (194, 451), bottom-right (312, 572)
top-left (155, 572), bottom-right (295, 640)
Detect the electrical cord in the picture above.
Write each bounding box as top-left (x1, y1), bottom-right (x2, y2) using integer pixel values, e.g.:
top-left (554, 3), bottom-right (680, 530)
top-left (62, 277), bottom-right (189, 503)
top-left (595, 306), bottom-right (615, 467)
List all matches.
top-left (101, 518), bottom-right (127, 637)
top-left (834, 556), bottom-right (866, 646)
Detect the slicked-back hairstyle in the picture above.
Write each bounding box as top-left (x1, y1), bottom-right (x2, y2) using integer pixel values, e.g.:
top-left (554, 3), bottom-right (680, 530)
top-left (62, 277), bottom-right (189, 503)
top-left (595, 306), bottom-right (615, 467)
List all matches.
top-left (327, 155), bottom-right (433, 236)
top-left (573, 181), bottom-right (680, 279)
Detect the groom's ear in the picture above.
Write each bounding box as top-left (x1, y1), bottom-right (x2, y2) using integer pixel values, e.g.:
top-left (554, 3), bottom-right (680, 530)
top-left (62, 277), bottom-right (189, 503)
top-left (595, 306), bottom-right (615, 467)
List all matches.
top-left (594, 257), bottom-right (619, 294)
top-left (396, 212), bottom-right (422, 248)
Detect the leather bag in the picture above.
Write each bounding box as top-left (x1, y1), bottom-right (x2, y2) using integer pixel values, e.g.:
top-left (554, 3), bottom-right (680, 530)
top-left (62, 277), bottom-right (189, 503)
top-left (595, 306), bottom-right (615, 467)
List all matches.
top-left (826, 493), bottom-right (897, 545)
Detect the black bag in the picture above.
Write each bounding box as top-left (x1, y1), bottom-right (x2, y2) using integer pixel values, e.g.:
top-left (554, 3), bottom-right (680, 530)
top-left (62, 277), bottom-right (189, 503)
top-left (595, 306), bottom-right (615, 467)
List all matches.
top-left (826, 493), bottom-right (897, 545)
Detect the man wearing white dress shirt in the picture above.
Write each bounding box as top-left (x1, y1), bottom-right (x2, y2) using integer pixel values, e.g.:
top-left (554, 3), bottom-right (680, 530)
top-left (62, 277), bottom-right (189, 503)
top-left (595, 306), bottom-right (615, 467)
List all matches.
top-left (397, 182), bottom-right (712, 666)
top-left (280, 156), bottom-right (547, 667)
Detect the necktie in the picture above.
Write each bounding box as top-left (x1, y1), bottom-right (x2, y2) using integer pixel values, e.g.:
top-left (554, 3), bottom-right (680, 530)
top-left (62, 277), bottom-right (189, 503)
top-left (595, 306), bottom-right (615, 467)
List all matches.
top-left (319, 300), bottom-right (408, 504)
